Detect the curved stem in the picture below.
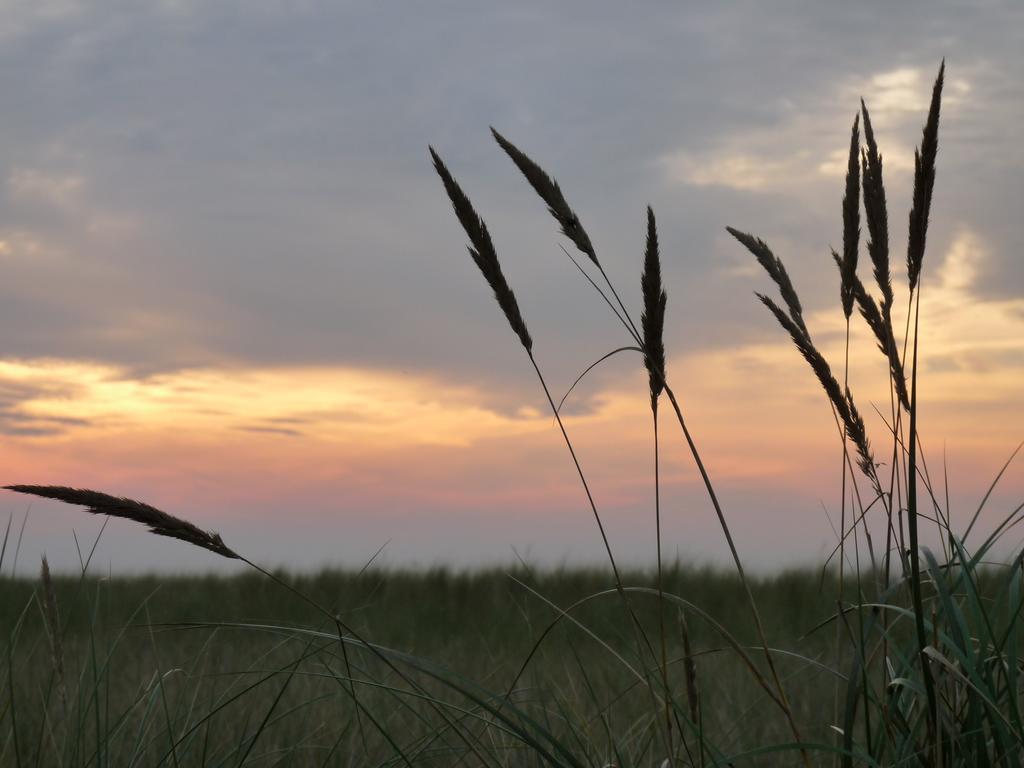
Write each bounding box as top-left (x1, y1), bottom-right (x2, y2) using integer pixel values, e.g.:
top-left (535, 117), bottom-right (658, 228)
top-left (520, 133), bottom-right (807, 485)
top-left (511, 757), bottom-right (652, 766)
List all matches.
top-left (597, 264), bottom-right (643, 343)
top-left (653, 404), bottom-right (674, 757)
top-left (662, 383), bottom-right (809, 767)
top-left (835, 320), bottom-right (851, 764)
top-left (556, 346), bottom-right (642, 415)
top-left (906, 286), bottom-right (938, 747)
top-left (525, 351), bottom-right (665, 721)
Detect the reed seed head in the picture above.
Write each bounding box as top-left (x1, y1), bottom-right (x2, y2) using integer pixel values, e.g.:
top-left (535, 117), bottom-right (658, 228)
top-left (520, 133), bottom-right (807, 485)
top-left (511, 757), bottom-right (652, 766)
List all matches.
top-left (755, 293), bottom-right (879, 491)
top-left (728, 227), bottom-right (808, 338)
top-left (430, 146), bottom-right (533, 352)
top-left (860, 99), bottom-right (892, 315)
top-left (641, 206), bottom-right (667, 408)
top-left (831, 250), bottom-right (910, 410)
top-left (844, 388), bottom-right (876, 482)
top-left (907, 61), bottom-right (945, 293)
top-left (490, 128), bottom-right (598, 266)
top-left (840, 113), bottom-right (860, 320)
top-left (5, 485), bottom-right (240, 559)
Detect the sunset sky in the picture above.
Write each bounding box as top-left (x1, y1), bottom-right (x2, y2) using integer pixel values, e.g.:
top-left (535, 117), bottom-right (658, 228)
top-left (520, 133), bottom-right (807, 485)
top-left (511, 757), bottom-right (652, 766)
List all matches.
top-left (2, 1), bottom-right (1023, 574)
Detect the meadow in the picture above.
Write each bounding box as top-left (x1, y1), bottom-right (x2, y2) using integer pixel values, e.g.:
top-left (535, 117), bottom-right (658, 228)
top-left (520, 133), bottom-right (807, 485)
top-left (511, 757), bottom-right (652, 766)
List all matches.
top-left (5, 60), bottom-right (1024, 766)
top-left (2, 565), bottom-right (846, 766)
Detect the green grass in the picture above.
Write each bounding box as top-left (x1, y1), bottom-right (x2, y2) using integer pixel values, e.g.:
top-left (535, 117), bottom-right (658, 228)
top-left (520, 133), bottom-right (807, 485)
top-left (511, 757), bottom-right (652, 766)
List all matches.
top-left (1, 565), bottom-right (866, 766)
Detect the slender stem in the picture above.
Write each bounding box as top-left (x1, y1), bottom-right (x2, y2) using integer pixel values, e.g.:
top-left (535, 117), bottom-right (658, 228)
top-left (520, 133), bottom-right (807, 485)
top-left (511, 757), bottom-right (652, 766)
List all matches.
top-left (597, 264), bottom-right (643, 344)
top-left (652, 405), bottom-right (674, 758)
top-left (835, 319), bottom-right (851, 765)
top-left (906, 286), bottom-right (938, 746)
top-left (526, 351), bottom-right (666, 715)
top-left (898, 293), bottom-right (916, 568)
top-left (560, 245), bottom-right (637, 343)
top-left (662, 383), bottom-right (809, 767)
top-left (528, 353), bottom-right (625, 587)
top-left (879, 302), bottom-right (904, 755)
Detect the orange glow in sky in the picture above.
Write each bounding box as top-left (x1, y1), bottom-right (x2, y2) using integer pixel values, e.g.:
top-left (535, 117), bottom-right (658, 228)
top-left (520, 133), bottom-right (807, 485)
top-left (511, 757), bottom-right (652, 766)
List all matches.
top-left (1, 10), bottom-right (1021, 574)
top-left (3, 229), bottom-right (1023, 572)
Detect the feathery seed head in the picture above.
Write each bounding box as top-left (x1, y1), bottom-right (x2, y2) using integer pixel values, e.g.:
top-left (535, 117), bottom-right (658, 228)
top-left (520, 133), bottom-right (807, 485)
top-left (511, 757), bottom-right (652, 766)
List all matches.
top-left (641, 206), bottom-right (667, 407)
top-left (844, 388), bottom-right (876, 481)
top-left (840, 113), bottom-right (861, 319)
top-left (860, 100), bottom-right (893, 314)
top-left (830, 251), bottom-right (910, 410)
top-left (5, 485), bottom-right (240, 559)
top-left (490, 128), bottom-right (598, 266)
top-left (430, 146), bottom-right (533, 351)
top-left (755, 293), bottom-right (879, 491)
top-left (728, 227), bottom-right (808, 337)
top-left (907, 61), bottom-right (945, 293)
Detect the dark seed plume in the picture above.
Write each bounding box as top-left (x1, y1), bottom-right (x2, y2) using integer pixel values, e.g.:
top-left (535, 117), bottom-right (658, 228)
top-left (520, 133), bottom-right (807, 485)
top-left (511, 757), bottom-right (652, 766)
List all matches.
top-left (831, 250), bottom-right (910, 411)
top-left (860, 99), bottom-right (892, 314)
top-left (5, 485), bottom-right (240, 559)
top-left (727, 227), bottom-right (808, 337)
top-left (430, 146), bottom-right (533, 351)
top-left (844, 388), bottom-right (876, 481)
top-left (907, 61), bottom-right (945, 293)
top-left (756, 295), bottom-right (879, 492)
top-left (840, 113), bottom-right (860, 319)
top-left (641, 206), bottom-right (667, 408)
top-left (490, 128), bottom-right (598, 266)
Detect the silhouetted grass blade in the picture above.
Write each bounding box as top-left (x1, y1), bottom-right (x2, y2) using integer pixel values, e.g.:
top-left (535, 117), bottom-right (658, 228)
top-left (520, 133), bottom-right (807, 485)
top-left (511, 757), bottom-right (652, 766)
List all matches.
top-left (727, 227), bottom-right (808, 337)
top-left (641, 206), bottom-right (667, 408)
top-left (429, 146), bottom-right (533, 352)
top-left (840, 114), bottom-right (860, 320)
top-left (4, 485), bottom-right (239, 559)
top-left (860, 99), bottom-right (892, 314)
top-left (490, 128), bottom-right (598, 266)
top-left (907, 61), bottom-right (945, 293)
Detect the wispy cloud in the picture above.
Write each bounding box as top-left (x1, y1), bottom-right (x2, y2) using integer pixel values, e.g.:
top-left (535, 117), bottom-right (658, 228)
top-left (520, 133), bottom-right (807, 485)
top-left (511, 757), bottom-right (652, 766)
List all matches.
top-left (660, 152), bottom-right (788, 191)
top-left (0, 359), bottom-right (553, 447)
top-left (660, 65), bottom-right (972, 194)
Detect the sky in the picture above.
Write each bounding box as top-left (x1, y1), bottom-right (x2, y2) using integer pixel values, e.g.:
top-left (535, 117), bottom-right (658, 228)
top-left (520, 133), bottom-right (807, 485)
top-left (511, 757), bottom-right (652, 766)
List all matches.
top-left (2, 1), bottom-right (1023, 574)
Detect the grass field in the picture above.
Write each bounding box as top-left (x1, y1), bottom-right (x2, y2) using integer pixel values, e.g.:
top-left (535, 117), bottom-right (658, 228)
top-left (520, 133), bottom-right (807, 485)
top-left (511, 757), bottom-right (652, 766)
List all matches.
top-left (2, 565), bottom-right (861, 766)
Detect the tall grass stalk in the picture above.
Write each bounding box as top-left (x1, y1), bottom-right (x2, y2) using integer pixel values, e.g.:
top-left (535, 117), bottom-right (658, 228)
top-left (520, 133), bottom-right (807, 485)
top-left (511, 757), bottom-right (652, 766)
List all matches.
top-left (904, 60), bottom-right (944, 754)
top-left (835, 109), bottom-right (861, 763)
top-left (639, 206), bottom-right (674, 756)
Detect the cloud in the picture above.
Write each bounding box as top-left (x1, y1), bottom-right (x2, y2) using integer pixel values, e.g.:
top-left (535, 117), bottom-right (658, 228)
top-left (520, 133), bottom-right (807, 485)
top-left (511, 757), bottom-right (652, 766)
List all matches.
top-left (7, 168), bottom-right (85, 208)
top-left (0, 358), bottom-right (554, 447)
top-left (660, 152), bottom-right (787, 191)
top-left (235, 424), bottom-right (303, 437)
top-left (659, 63), bottom-right (974, 197)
